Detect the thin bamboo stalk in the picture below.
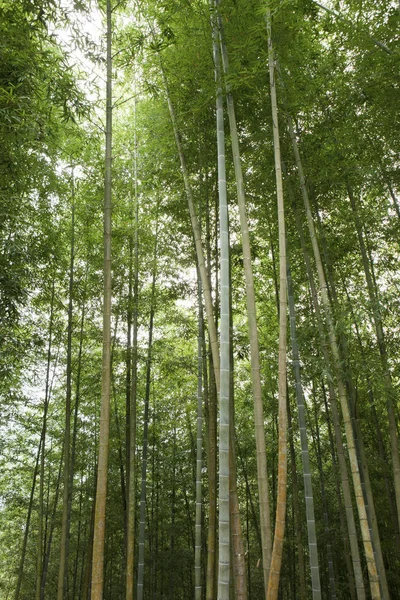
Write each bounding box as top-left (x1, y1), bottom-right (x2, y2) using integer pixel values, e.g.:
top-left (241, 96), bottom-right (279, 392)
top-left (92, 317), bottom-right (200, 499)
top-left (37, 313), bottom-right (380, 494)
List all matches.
top-left (195, 269), bottom-right (204, 600)
top-left (287, 259), bottom-right (322, 598)
top-left (265, 9), bottom-right (288, 599)
top-left (217, 7), bottom-right (271, 593)
top-left (137, 232), bottom-right (158, 600)
top-left (287, 113), bottom-right (380, 598)
top-left (210, 7), bottom-right (230, 596)
top-left (91, 1), bottom-right (112, 596)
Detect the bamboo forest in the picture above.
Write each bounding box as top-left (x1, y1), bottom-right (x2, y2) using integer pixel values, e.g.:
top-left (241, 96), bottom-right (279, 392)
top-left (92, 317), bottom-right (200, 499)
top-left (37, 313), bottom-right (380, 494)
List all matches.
top-left (1, 0), bottom-right (400, 598)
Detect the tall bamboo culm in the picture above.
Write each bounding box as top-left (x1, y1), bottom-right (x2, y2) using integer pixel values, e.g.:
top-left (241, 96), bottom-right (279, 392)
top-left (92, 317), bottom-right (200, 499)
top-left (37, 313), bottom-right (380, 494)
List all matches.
top-left (291, 199), bottom-right (365, 600)
top-left (287, 113), bottom-right (380, 599)
top-left (195, 270), bottom-right (204, 600)
top-left (286, 258), bottom-right (321, 598)
top-left (136, 234), bottom-right (157, 600)
top-left (210, 3), bottom-right (230, 597)
top-left (160, 59), bottom-right (220, 597)
top-left (126, 91), bottom-right (139, 600)
top-left (265, 9), bottom-right (288, 600)
top-left (57, 175), bottom-right (75, 600)
top-left (91, 1), bottom-right (112, 597)
top-left (35, 279), bottom-right (55, 600)
top-left (347, 183), bottom-right (400, 535)
top-left (216, 5), bottom-right (271, 593)
top-left (160, 60), bottom-right (220, 388)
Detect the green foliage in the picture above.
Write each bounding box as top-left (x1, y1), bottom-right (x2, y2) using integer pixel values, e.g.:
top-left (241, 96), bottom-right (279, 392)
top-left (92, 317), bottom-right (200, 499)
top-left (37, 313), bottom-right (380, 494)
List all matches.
top-left (1, 0), bottom-right (400, 598)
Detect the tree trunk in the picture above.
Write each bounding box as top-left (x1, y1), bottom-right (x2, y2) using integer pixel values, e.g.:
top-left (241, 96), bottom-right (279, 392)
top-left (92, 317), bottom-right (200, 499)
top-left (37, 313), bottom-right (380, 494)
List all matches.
top-left (347, 181), bottom-right (400, 535)
top-left (15, 439), bottom-right (42, 600)
top-left (292, 199), bottom-right (365, 599)
top-left (83, 469), bottom-right (97, 600)
top-left (287, 114), bottom-right (380, 598)
top-left (313, 191), bottom-right (389, 598)
top-left (126, 94), bottom-right (139, 600)
top-left (137, 234), bottom-right (157, 600)
top-left (160, 49), bottom-right (228, 600)
top-left (159, 59), bottom-right (220, 388)
top-left (66, 267), bottom-right (88, 599)
top-left (286, 258), bottom-right (321, 598)
top-left (91, 1), bottom-right (112, 596)
top-left (72, 479), bottom-right (84, 600)
top-left (310, 395), bottom-right (337, 599)
top-left (169, 427), bottom-right (177, 600)
top-left (40, 444), bottom-right (64, 598)
top-left (58, 177), bottom-right (75, 600)
top-left (36, 277), bottom-right (56, 600)
top-left (287, 397), bottom-right (307, 600)
top-left (195, 269), bottom-right (204, 600)
top-left (266, 10), bottom-right (288, 600)
top-left (125, 204), bottom-right (133, 546)
top-left (112, 379), bottom-right (127, 526)
top-left (341, 276), bottom-right (392, 599)
top-left (153, 437), bottom-right (160, 600)
top-left (321, 386), bottom-right (357, 600)
top-left (229, 243), bottom-right (247, 600)
top-left (204, 176), bottom-right (218, 600)
top-left (217, 5), bottom-right (272, 593)
top-left (206, 348), bottom-right (218, 600)
top-left (329, 364), bottom-right (368, 600)
top-left (210, 8), bottom-right (230, 596)
top-left (346, 279), bottom-right (400, 562)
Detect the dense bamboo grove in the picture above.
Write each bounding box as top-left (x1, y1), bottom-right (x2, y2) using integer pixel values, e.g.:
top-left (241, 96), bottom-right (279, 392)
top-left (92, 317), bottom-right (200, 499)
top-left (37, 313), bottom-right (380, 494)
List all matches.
top-left (1, 0), bottom-right (400, 598)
